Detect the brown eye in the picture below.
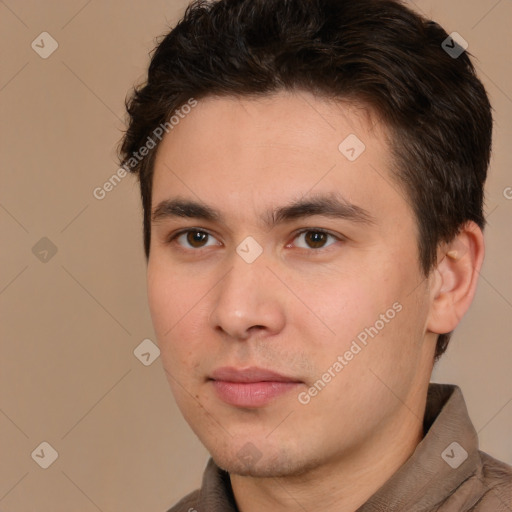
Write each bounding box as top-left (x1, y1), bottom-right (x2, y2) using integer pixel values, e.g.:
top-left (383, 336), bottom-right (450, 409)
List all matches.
top-left (186, 231), bottom-right (209, 248)
top-left (304, 231), bottom-right (328, 248)
top-left (171, 229), bottom-right (220, 249)
top-left (293, 230), bottom-right (338, 250)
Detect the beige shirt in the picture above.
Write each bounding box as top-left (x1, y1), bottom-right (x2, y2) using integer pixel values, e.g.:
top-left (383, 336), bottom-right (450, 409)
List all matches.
top-left (167, 383), bottom-right (512, 511)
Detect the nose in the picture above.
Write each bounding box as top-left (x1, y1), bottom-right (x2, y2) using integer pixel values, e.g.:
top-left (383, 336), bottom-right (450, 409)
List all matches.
top-left (208, 249), bottom-right (286, 341)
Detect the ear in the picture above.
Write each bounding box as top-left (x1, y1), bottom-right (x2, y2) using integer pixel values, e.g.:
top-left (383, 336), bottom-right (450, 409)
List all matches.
top-left (426, 221), bottom-right (485, 335)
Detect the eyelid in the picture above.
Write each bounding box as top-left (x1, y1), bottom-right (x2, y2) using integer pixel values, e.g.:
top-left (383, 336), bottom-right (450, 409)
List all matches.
top-left (166, 227), bottom-right (344, 251)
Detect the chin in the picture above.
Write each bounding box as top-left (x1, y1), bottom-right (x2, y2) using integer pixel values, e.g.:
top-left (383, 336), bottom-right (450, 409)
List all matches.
top-left (210, 443), bottom-right (323, 479)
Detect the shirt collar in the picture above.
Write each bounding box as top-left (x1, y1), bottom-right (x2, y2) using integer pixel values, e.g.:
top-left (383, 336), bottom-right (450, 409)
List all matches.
top-left (356, 383), bottom-right (480, 511)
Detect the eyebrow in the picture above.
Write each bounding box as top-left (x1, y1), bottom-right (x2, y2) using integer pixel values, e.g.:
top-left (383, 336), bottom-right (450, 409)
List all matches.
top-left (151, 192), bottom-right (376, 229)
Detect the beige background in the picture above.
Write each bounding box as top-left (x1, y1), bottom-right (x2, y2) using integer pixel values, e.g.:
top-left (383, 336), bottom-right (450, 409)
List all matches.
top-left (0, 0), bottom-right (511, 510)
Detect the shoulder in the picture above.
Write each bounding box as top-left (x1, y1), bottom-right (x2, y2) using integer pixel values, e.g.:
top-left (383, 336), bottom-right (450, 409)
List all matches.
top-left (481, 450), bottom-right (512, 478)
top-left (164, 489), bottom-right (200, 512)
top-left (436, 451), bottom-right (512, 511)
top-left (469, 451), bottom-right (512, 511)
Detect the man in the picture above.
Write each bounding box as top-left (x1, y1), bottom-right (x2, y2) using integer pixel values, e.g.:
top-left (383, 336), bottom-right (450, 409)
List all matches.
top-left (118, 0), bottom-right (512, 510)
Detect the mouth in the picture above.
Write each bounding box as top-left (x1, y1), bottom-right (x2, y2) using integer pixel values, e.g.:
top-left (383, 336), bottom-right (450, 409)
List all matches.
top-left (208, 366), bottom-right (303, 408)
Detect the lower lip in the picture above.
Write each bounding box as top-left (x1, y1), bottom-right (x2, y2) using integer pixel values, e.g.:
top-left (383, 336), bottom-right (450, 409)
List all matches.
top-left (211, 380), bottom-right (301, 407)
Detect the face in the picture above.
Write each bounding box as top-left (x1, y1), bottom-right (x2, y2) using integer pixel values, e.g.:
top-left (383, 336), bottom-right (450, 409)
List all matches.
top-left (147, 90), bottom-right (437, 478)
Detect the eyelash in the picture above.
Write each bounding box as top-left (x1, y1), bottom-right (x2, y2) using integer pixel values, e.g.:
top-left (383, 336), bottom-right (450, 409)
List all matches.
top-left (165, 228), bottom-right (343, 253)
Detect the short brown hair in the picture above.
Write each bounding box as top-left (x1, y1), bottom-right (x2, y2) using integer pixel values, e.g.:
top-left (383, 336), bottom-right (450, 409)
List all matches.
top-left (119, 0), bottom-right (493, 360)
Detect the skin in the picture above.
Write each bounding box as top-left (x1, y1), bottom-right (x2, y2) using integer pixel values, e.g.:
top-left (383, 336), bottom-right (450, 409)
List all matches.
top-left (147, 90), bottom-right (485, 512)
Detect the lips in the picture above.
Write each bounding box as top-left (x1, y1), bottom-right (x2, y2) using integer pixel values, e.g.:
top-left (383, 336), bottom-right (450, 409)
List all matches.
top-left (209, 366), bottom-right (302, 407)
top-left (210, 366), bottom-right (301, 383)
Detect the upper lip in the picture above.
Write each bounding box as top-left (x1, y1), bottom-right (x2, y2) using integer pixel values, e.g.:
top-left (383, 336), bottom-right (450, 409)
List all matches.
top-left (210, 366), bottom-right (301, 383)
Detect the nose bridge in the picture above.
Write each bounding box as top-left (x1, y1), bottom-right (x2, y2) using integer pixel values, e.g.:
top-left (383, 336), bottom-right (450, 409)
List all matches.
top-left (221, 243), bottom-right (270, 307)
top-left (209, 243), bottom-right (285, 338)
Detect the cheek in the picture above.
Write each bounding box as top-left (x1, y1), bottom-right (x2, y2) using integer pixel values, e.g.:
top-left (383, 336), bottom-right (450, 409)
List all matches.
top-left (295, 270), bottom-right (393, 347)
top-left (147, 259), bottom-right (200, 333)
top-left (312, 260), bottom-right (421, 360)
top-left (147, 265), bottom-right (201, 369)
top-left (147, 270), bottom-right (173, 339)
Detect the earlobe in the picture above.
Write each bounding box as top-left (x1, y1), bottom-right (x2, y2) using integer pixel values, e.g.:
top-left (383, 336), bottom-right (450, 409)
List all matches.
top-left (426, 221), bottom-right (485, 335)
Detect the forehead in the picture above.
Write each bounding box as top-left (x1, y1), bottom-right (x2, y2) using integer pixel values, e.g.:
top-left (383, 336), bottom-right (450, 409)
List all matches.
top-left (151, 91), bottom-right (411, 229)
